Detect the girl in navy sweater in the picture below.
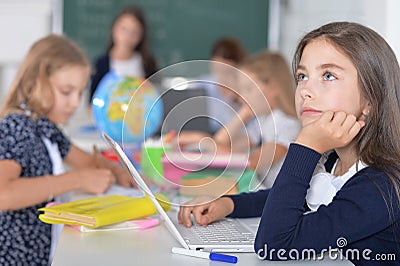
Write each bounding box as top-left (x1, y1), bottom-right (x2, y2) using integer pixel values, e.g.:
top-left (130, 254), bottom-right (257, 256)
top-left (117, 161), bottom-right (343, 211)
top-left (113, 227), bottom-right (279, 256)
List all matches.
top-left (178, 22), bottom-right (400, 265)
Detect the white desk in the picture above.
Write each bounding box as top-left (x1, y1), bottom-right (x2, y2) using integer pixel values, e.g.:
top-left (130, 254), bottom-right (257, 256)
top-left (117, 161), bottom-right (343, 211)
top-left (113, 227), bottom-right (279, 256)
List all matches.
top-left (52, 214), bottom-right (353, 266)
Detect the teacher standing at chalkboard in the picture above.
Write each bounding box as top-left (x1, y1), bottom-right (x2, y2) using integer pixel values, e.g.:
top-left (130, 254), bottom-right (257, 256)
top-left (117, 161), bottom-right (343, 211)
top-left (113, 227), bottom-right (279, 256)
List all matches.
top-left (88, 5), bottom-right (158, 105)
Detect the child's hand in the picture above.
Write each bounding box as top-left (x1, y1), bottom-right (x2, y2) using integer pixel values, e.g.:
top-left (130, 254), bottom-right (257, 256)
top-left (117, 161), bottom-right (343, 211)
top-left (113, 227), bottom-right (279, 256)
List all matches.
top-left (112, 166), bottom-right (138, 188)
top-left (75, 168), bottom-right (116, 194)
top-left (295, 111), bottom-right (365, 154)
top-left (178, 196), bottom-right (234, 227)
top-left (173, 131), bottom-right (211, 149)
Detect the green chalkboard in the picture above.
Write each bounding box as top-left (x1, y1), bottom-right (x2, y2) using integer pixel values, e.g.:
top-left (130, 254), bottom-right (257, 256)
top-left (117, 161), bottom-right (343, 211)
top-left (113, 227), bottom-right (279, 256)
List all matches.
top-left (63, 0), bottom-right (268, 67)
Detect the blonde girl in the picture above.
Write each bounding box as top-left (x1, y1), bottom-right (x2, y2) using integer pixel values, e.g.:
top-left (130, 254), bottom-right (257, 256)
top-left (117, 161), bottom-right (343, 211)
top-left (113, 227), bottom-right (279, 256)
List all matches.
top-left (178, 50), bottom-right (301, 188)
top-left (0, 34), bottom-right (133, 265)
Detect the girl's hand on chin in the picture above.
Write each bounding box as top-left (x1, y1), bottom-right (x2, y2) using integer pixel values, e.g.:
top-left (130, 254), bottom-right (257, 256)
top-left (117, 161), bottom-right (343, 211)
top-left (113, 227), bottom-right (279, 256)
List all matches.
top-left (295, 110), bottom-right (365, 154)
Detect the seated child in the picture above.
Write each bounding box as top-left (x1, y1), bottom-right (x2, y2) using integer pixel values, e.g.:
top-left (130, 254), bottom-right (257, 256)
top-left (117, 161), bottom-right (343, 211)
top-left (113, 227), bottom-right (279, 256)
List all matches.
top-left (204, 37), bottom-right (247, 133)
top-left (0, 34), bottom-right (135, 265)
top-left (177, 50), bottom-right (301, 188)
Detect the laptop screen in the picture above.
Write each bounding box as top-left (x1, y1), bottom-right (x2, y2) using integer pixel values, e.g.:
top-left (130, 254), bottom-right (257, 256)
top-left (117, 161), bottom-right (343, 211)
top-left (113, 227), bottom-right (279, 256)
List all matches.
top-left (102, 132), bottom-right (190, 249)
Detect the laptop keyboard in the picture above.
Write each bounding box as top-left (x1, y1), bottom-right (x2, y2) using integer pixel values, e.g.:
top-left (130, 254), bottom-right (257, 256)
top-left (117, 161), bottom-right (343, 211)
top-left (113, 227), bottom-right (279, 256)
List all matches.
top-left (191, 218), bottom-right (255, 243)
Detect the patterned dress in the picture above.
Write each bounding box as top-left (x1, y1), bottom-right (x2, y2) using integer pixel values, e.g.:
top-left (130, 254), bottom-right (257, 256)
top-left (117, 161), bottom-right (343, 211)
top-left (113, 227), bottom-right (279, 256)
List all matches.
top-left (0, 113), bottom-right (70, 265)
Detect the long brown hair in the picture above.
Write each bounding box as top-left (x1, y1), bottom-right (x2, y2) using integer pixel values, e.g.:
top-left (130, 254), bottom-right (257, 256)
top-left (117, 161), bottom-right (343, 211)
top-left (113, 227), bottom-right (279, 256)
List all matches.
top-left (293, 22), bottom-right (400, 211)
top-left (240, 50), bottom-right (297, 117)
top-left (0, 34), bottom-right (90, 118)
top-left (107, 5), bottom-right (158, 78)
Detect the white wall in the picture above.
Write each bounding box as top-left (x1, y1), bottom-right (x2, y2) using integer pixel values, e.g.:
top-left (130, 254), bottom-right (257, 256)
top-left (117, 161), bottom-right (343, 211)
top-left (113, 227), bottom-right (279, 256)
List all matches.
top-left (384, 0), bottom-right (400, 60)
top-left (0, 0), bottom-right (53, 103)
top-left (276, 0), bottom-right (400, 62)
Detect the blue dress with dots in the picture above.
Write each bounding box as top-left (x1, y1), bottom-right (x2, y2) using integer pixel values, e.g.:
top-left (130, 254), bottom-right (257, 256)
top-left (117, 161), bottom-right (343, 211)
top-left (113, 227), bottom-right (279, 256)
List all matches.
top-left (0, 113), bottom-right (70, 265)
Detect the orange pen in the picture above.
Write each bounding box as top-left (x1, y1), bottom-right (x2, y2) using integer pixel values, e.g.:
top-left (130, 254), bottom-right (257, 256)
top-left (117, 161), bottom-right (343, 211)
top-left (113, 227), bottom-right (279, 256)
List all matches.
top-left (163, 130), bottom-right (176, 144)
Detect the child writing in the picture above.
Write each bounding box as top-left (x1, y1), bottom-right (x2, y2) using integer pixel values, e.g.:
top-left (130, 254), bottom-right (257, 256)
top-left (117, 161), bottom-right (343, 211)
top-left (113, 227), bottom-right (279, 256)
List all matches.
top-left (0, 34), bottom-right (134, 265)
top-left (178, 22), bottom-right (400, 264)
top-left (205, 37), bottom-right (247, 133)
top-left (88, 5), bottom-right (158, 105)
top-left (178, 51), bottom-right (301, 188)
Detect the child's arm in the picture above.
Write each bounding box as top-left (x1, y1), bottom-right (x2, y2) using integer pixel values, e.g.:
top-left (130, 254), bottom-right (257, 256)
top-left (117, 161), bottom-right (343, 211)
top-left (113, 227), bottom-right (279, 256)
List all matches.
top-left (213, 106), bottom-right (254, 148)
top-left (214, 106), bottom-right (254, 146)
top-left (213, 82), bottom-right (272, 150)
top-left (0, 159), bottom-right (114, 211)
top-left (175, 130), bottom-right (250, 153)
top-left (175, 131), bottom-right (212, 149)
top-left (175, 104), bottom-right (258, 153)
top-left (255, 111), bottom-right (369, 258)
top-left (249, 142), bottom-right (288, 173)
top-left (178, 190), bottom-right (270, 227)
top-left (255, 144), bottom-right (394, 259)
top-left (63, 144), bottom-right (135, 187)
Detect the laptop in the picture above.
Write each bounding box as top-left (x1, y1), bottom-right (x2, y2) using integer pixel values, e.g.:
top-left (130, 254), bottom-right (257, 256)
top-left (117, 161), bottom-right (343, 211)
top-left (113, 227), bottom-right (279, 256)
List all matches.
top-left (102, 132), bottom-right (259, 252)
top-left (159, 87), bottom-right (212, 134)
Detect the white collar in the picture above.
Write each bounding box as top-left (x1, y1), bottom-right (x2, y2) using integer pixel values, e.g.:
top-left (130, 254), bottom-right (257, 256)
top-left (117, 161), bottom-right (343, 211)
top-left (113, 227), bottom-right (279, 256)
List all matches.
top-left (42, 137), bottom-right (65, 175)
top-left (306, 158), bottom-right (367, 212)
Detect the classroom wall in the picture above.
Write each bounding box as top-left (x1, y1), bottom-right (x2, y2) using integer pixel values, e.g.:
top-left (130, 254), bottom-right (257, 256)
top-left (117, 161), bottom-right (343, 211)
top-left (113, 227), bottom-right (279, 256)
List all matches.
top-left (0, 0), bottom-right (53, 105)
top-left (277, 0), bottom-right (400, 63)
top-left (384, 0), bottom-right (400, 60)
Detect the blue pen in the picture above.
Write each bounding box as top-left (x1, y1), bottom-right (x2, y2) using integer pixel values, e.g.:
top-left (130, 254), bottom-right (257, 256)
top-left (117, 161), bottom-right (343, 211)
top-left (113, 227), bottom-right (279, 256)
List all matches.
top-left (171, 247), bottom-right (238, 264)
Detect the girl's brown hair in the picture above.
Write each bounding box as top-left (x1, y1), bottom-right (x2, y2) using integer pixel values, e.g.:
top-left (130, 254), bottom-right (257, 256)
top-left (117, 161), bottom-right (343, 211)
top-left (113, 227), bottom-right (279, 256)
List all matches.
top-left (107, 5), bottom-right (158, 78)
top-left (0, 34), bottom-right (90, 118)
top-left (293, 21), bottom-right (400, 212)
top-left (211, 37), bottom-right (247, 64)
top-left (240, 50), bottom-right (297, 117)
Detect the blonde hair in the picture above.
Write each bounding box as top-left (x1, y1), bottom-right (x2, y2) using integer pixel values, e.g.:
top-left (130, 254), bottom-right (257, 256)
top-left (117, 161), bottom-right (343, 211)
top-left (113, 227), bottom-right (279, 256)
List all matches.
top-left (1, 34), bottom-right (90, 118)
top-left (240, 50), bottom-right (296, 117)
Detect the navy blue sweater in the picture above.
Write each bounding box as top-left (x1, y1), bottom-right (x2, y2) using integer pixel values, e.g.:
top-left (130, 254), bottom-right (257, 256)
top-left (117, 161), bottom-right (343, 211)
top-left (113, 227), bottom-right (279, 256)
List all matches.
top-left (88, 54), bottom-right (158, 105)
top-left (89, 55), bottom-right (110, 105)
top-left (228, 144), bottom-right (400, 265)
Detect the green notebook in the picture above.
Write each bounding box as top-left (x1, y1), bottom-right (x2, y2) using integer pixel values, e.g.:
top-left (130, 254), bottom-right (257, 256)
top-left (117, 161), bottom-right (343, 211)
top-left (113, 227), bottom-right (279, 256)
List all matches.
top-left (181, 168), bottom-right (258, 193)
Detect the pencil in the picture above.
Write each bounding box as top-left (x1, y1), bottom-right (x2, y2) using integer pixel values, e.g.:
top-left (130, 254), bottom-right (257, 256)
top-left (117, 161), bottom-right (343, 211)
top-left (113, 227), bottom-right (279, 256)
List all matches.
top-left (93, 145), bottom-right (99, 169)
top-left (163, 130), bottom-right (176, 144)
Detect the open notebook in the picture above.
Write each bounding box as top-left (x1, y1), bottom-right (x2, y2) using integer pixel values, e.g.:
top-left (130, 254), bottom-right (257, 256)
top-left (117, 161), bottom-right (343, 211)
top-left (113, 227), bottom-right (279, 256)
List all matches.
top-left (102, 132), bottom-right (259, 252)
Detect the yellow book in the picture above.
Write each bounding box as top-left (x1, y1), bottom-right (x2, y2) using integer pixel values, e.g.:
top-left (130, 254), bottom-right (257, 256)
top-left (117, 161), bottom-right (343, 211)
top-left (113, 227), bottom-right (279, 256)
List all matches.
top-left (38, 194), bottom-right (170, 228)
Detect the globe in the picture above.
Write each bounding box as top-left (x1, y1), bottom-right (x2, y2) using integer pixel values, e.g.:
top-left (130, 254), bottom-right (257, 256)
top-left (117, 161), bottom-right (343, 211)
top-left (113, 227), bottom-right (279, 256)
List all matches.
top-left (91, 71), bottom-right (163, 143)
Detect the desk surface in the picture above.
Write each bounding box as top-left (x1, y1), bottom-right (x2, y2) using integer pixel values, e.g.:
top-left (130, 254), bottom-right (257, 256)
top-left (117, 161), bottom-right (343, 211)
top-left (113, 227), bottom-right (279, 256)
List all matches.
top-left (52, 214), bottom-right (353, 266)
